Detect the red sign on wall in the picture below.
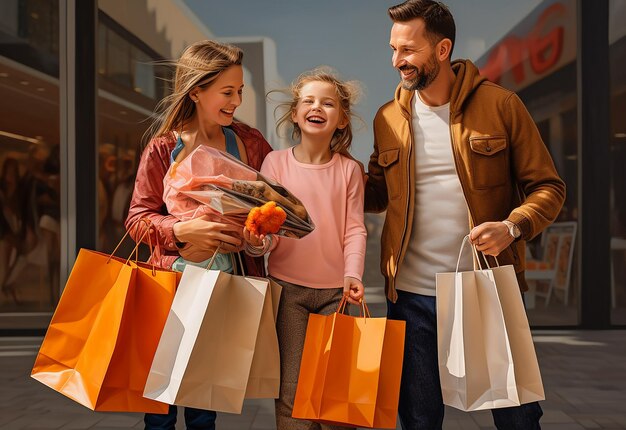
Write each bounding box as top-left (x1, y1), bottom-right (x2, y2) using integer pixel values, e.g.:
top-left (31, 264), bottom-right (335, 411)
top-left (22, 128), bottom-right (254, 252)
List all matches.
top-left (478, 1), bottom-right (575, 92)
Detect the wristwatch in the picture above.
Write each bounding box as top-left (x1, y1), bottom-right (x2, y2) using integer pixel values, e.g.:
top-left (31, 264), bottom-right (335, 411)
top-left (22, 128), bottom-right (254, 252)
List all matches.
top-left (502, 220), bottom-right (521, 239)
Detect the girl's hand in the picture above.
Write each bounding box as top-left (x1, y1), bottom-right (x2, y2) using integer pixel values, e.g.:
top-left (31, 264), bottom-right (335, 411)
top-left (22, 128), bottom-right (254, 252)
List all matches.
top-left (173, 215), bottom-right (243, 253)
top-left (343, 276), bottom-right (364, 305)
top-left (242, 227), bottom-right (265, 247)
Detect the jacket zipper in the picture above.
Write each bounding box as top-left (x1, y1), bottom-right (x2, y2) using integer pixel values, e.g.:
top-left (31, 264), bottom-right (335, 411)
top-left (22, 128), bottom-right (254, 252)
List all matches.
top-left (449, 123), bottom-right (474, 219)
top-left (392, 109), bottom-right (415, 299)
top-left (448, 119), bottom-right (480, 266)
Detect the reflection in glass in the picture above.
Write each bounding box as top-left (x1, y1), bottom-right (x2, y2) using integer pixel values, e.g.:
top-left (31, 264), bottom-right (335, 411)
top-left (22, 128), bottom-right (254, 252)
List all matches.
top-left (0, 0), bottom-right (60, 311)
top-left (96, 16), bottom-right (167, 254)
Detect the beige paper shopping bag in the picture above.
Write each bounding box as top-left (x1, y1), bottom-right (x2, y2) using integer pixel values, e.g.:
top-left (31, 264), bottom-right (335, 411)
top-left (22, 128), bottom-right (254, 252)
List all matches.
top-left (490, 265), bottom-right (545, 404)
top-left (143, 264), bottom-right (268, 413)
top-left (436, 236), bottom-right (544, 411)
top-left (245, 278), bottom-right (282, 399)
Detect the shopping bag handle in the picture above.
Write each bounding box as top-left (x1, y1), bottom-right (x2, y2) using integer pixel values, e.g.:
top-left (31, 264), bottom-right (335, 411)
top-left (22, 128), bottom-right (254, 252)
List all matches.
top-left (336, 295), bottom-right (371, 318)
top-left (204, 241), bottom-right (247, 275)
top-left (108, 218), bottom-right (157, 275)
top-left (236, 251), bottom-right (245, 276)
top-left (205, 242), bottom-right (223, 270)
top-left (455, 235), bottom-right (500, 273)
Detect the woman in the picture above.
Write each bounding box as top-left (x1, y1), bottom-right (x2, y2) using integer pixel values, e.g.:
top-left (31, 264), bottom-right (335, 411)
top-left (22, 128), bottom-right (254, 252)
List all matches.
top-left (125, 40), bottom-right (272, 430)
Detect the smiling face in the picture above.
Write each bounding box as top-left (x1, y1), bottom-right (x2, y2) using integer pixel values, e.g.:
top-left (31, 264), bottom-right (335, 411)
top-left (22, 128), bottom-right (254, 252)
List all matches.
top-left (291, 80), bottom-right (348, 142)
top-left (191, 65), bottom-right (244, 126)
top-left (390, 18), bottom-right (441, 91)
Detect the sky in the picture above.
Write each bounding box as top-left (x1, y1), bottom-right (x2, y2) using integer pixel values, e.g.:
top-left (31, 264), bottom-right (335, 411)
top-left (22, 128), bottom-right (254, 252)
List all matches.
top-left (184, 0), bottom-right (542, 163)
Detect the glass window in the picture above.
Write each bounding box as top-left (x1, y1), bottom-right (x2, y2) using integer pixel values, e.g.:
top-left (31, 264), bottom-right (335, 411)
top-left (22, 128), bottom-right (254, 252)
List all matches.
top-left (0, 0), bottom-right (60, 313)
top-left (0, 1), bottom-right (19, 37)
top-left (96, 20), bottom-right (164, 102)
top-left (20, 0), bottom-right (59, 57)
top-left (106, 28), bottom-right (132, 88)
top-left (96, 19), bottom-right (166, 254)
top-left (609, 0), bottom-right (626, 325)
top-left (0, 0), bottom-right (59, 76)
top-left (132, 47), bottom-right (156, 99)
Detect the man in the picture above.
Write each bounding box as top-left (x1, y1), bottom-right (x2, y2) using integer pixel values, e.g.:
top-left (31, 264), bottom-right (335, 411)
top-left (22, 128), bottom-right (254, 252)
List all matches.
top-left (365, 1), bottom-right (566, 429)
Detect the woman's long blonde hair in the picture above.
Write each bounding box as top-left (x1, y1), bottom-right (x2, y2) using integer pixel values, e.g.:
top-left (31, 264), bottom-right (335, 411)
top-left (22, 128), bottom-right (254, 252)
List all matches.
top-left (144, 40), bottom-right (243, 145)
top-left (274, 66), bottom-right (362, 154)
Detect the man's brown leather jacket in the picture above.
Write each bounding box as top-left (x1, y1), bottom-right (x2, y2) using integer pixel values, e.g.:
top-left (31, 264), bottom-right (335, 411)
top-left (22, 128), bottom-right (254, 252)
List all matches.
top-left (365, 60), bottom-right (566, 303)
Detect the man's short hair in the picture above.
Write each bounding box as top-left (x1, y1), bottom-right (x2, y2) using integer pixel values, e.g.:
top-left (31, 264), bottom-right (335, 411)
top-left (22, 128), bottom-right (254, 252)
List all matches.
top-left (388, 0), bottom-right (456, 56)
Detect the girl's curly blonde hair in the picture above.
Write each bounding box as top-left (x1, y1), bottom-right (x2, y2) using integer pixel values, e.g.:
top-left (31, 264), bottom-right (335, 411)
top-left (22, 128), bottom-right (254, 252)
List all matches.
top-left (274, 66), bottom-right (362, 154)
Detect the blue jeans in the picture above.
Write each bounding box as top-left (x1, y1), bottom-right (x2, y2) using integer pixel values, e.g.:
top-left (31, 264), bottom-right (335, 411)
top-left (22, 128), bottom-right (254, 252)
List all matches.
top-left (144, 405), bottom-right (216, 430)
top-left (387, 290), bottom-right (543, 430)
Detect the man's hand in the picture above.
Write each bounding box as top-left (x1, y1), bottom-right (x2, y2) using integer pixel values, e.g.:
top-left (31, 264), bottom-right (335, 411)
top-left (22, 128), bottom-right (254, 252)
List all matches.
top-left (469, 222), bottom-right (513, 256)
top-left (343, 276), bottom-right (365, 305)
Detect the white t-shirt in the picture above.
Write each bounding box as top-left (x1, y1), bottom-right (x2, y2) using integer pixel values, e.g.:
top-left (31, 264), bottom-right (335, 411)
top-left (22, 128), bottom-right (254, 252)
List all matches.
top-left (395, 92), bottom-right (472, 296)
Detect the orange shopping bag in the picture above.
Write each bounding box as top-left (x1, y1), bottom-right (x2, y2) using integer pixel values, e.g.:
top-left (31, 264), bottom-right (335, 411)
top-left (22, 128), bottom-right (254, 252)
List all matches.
top-left (292, 297), bottom-right (405, 429)
top-left (31, 220), bottom-right (178, 412)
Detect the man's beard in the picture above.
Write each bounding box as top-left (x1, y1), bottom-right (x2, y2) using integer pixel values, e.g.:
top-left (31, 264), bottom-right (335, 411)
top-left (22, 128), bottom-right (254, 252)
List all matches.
top-left (399, 55), bottom-right (440, 91)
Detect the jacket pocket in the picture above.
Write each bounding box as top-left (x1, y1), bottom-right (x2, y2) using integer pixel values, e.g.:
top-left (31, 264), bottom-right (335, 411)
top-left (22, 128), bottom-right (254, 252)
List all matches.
top-left (469, 135), bottom-right (508, 189)
top-left (377, 148), bottom-right (401, 199)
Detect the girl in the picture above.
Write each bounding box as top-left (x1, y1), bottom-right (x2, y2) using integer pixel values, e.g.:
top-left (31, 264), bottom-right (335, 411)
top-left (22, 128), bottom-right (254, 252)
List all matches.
top-left (125, 40), bottom-right (272, 430)
top-left (244, 67), bottom-right (366, 430)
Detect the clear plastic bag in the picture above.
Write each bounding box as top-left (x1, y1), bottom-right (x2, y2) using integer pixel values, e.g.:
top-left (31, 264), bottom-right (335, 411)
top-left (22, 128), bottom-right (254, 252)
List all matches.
top-left (163, 145), bottom-right (314, 238)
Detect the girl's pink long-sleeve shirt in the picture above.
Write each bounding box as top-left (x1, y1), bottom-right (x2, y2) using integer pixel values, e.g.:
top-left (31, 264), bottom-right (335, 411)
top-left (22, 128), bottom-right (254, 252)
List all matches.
top-left (261, 148), bottom-right (367, 289)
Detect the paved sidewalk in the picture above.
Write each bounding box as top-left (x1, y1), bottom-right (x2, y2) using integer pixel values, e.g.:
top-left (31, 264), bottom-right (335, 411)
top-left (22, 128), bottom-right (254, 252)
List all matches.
top-left (1, 330), bottom-right (625, 429)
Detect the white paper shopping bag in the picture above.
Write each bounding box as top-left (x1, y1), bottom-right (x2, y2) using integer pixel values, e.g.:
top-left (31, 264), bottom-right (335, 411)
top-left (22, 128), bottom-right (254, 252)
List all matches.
top-left (436, 236), bottom-right (544, 411)
top-left (143, 264), bottom-right (268, 413)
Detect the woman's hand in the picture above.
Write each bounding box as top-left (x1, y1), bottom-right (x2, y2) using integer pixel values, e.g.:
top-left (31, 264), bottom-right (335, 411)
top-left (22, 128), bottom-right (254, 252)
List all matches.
top-left (343, 276), bottom-right (364, 305)
top-left (173, 215), bottom-right (243, 253)
top-left (178, 243), bottom-right (218, 263)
